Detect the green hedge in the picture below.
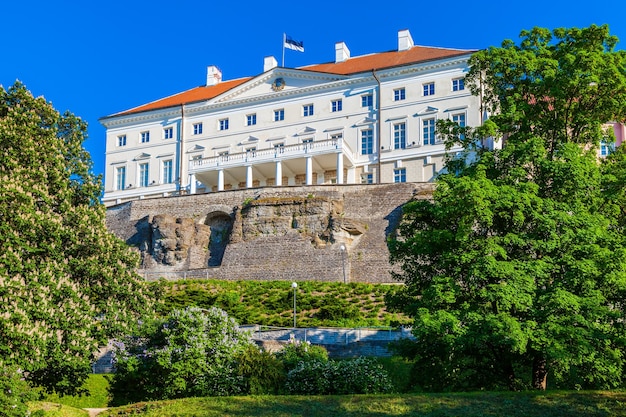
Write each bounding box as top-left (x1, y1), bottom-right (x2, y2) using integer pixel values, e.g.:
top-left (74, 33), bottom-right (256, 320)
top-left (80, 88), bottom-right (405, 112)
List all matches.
top-left (155, 280), bottom-right (409, 328)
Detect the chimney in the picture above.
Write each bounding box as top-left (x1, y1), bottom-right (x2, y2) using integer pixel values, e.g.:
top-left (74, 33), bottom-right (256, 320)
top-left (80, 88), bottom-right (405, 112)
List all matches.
top-left (264, 56), bottom-right (278, 72)
top-left (398, 29), bottom-right (414, 51)
top-left (335, 42), bottom-right (350, 63)
top-left (206, 65), bottom-right (222, 86)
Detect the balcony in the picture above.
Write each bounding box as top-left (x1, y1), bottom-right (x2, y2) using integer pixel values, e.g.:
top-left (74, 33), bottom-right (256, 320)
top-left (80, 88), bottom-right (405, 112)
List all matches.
top-left (189, 138), bottom-right (353, 173)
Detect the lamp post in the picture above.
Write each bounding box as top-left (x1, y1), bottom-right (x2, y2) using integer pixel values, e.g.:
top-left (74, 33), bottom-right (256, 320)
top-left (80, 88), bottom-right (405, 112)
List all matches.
top-left (340, 243), bottom-right (347, 284)
top-left (291, 282), bottom-right (297, 328)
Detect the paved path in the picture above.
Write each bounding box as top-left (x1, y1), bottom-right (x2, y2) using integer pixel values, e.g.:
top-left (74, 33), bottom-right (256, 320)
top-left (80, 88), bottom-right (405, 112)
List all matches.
top-left (84, 408), bottom-right (108, 416)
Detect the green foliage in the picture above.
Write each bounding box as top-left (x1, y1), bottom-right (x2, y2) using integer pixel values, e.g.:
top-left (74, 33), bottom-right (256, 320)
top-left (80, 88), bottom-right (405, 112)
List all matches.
top-left (110, 307), bottom-right (254, 405)
top-left (0, 363), bottom-right (36, 417)
top-left (274, 338), bottom-right (329, 372)
top-left (39, 374), bottom-right (110, 408)
top-left (234, 345), bottom-right (285, 395)
top-left (158, 280), bottom-right (409, 328)
top-left (0, 82), bottom-right (155, 395)
top-left (389, 25), bottom-right (626, 391)
top-left (285, 357), bottom-right (393, 395)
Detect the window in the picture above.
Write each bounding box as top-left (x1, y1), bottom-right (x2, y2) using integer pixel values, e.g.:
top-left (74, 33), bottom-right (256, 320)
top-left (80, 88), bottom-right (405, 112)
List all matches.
top-left (394, 88), bottom-right (406, 101)
top-left (331, 99), bottom-right (342, 112)
top-left (423, 82), bottom-right (435, 96)
top-left (361, 129), bottom-right (374, 155)
top-left (303, 104), bottom-right (314, 117)
top-left (302, 138), bottom-right (313, 145)
top-left (218, 151), bottom-right (229, 161)
top-left (246, 114), bottom-right (257, 126)
top-left (361, 94), bottom-right (373, 107)
top-left (361, 173), bottom-right (373, 184)
top-left (164, 127), bottom-right (173, 139)
top-left (162, 160), bottom-right (173, 184)
top-left (219, 118), bottom-right (229, 130)
top-left (117, 134), bottom-right (126, 147)
top-left (274, 109), bottom-right (284, 121)
top-left (601, 141), bottom-right (615, 156)
top-left (115, 166), bottom-right (126, 190)
top-left (141, 131), bottom-right (150, 143)
top-left (139, 163), bottom-right (149, 187)
top-left (394, 122), bottom-right (406, 149)
top-left (394, 168), bottom-right (406, 183)
top-left (330, 132), bottom-right (343, 141)
top-left (452, 113), bottom-right (466, 140)
top-left (274, 143), bottom-right (285, 153)
top-left (423, 118), bottom-right (436, 145)
top-left (452, 78), bottom-right (465, 91)
top-left (193, 123), bottom-right (203, 135)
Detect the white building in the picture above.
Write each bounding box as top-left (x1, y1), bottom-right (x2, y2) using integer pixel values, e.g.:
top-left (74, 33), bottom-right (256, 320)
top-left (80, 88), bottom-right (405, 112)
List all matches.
top-left (100, 29), bottom-right (481, 207)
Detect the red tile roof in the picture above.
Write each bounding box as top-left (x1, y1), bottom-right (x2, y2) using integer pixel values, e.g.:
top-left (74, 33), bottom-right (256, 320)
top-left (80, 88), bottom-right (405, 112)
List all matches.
top-left (303, 45), bottom-right (474, 75)
top-left (106, 45), bottom-right (474, 118)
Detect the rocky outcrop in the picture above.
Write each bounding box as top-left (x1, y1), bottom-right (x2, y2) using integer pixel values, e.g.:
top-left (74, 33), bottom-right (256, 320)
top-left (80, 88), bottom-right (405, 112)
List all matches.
top-left (106, 183), bottom-right (435, 282)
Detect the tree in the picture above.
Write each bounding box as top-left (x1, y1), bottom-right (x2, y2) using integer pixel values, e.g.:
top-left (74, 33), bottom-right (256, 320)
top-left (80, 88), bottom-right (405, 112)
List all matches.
top-left (388, 25), bottom-right (626, 391)
top-left (110, 307), bottom-right (254, 404)
top-left (0, 82), bottom-right (154, 394)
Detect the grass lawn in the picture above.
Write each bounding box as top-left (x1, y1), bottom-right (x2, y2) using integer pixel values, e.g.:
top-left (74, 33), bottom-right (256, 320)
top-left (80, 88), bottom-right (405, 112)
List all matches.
top-left (27, 401), bottom-right (88, 416)
top-left (98, 391), bottom-right (626, 416)
top-left (39, 374), bottom-right (111, 409)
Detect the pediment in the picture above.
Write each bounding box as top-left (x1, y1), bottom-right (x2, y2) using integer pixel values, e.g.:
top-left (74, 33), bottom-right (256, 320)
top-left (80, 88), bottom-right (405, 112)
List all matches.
top-left (353, 117), bottom-right (376, 127)
top-left (294, 126), bottom-right (316, 136)
top-left (416, 106), bottom-right (439, 116)
top-left (134, 152), bottom-right (151, 160)
top-left (238, 136), bottom-right (259, 145)
top-left (186, 145), bottom-right (205, 154)
top-left (210, 68), bottom-right (348, 104)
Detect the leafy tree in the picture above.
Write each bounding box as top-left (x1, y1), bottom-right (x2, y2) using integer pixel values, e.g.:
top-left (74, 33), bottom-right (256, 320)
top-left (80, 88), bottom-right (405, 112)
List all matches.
top-left (110, 307), bottom-right (254, 404)
top-left (388, 25), bottom-right (626, 391)
top-left (0, 82), bottom-right (154, 394)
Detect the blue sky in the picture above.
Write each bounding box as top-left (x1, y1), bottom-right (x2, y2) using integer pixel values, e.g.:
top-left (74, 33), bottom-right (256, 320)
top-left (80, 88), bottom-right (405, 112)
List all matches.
top-left (2, 1), bottom-right (625, 179)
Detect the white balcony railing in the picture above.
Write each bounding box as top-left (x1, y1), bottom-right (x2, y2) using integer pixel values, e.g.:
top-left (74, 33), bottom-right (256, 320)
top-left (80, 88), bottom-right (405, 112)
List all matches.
top-left (189, 138), bottom-right (350, 172)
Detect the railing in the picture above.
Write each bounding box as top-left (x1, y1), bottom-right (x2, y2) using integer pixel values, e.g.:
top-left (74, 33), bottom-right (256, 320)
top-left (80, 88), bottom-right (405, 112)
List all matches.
top-left (189, 138), bottom-right (346, 171)
top-left (242, 325), bottom-right (414, 345)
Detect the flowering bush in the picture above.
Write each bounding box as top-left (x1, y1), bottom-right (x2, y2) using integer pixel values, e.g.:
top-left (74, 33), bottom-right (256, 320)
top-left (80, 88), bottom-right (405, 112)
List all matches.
top-left (285, 357), bottom-right (393, 395)
top-left (0, 363), bottom-right (36, 417)
top-left (274, 337), bottom-right (328, 372)
top-left (110, 307), bottom-right (254, 405)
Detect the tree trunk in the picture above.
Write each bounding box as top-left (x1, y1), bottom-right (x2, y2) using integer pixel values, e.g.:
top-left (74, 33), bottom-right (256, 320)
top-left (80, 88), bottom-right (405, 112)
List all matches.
top-left (532, 355), bottom-right (548, 390)
top-left (503, 360), bottom-right (517, 391)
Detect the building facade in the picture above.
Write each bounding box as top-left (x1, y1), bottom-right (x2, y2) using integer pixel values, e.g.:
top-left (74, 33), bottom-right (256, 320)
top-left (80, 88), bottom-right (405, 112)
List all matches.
top-left (100, 29), bottom-right (482, 207)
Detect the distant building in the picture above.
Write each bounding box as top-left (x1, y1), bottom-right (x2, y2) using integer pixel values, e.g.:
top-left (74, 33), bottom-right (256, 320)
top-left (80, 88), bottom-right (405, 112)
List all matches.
top-left (100, 29), bottom-right (483, 207)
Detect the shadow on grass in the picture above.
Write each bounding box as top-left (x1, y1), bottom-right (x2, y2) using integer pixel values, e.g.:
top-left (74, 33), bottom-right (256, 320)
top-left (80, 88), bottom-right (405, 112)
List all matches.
top-left (102, 391), bottom-right (626, 417)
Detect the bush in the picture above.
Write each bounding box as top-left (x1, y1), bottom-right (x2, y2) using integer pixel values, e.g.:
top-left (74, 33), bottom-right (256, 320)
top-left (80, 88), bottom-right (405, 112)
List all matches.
top-left (110, 307), bottom-right (254, 404)
top-left (274, 338), bottom-right (328, 372)
top-left (0, 363), bottom-right (36, 417)
top-left (234, 345), bottom-right (285, 395)
top-left (285, 357), bottom-right (393, 395)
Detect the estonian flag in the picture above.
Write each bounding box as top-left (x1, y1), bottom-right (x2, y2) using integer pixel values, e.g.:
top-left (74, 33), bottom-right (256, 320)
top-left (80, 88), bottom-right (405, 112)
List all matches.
top-left (284, 35), bottom-right (305, 52)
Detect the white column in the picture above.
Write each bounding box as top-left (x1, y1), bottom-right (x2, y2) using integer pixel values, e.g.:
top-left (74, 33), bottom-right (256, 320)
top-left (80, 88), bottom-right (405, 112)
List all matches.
top-left (218, 169), bottom-right (224, 191)
top-left (275, 161), bottom-right (282, 186)
top-left (336, 152), bottom-right (344, 184)
top-left (306, 156), bottom-right (313, 185)
top-left (189, 173), bottom-right (197, 194)
top-left (246, 165), bottom-right (253, 188)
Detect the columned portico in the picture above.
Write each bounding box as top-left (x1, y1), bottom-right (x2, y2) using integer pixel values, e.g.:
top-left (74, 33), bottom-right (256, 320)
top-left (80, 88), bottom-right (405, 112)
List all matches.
top-left (190, 138), bottom-right (355, 193)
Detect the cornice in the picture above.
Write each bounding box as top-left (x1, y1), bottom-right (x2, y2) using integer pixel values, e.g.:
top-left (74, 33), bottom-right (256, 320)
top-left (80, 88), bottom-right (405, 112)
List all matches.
top-left (100, 108), bottom-right (182, 128)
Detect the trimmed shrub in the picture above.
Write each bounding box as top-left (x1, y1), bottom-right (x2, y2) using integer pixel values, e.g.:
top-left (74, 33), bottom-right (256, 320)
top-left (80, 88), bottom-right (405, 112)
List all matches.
top-left (274, 338), bottom-right (328, 372)
top-left (234, 345), bottom-right (285, 395)
top-left (285, 357), bottom-right (393, 395)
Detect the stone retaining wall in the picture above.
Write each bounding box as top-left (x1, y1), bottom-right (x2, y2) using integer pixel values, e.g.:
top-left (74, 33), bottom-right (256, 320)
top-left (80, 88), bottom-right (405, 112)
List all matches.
top-left (106, 183), bottom-right (434, 283)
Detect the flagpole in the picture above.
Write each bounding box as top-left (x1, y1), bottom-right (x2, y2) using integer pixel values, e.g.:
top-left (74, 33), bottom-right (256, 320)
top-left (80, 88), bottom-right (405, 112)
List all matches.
top-left (282, 33), bottom-right (286, 67)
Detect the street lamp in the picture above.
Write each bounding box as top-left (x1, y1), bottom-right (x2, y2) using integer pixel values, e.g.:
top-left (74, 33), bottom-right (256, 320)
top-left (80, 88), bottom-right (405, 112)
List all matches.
top-left (340, 243), bottom-right (347, 284)
top-left (291, 282), bottom-right (298, 328)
